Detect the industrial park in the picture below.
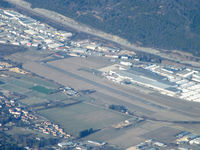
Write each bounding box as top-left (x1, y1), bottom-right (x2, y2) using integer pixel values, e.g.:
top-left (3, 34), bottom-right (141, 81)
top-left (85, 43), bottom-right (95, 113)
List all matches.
top-left (1, 9), bottom-right (200, 103)
top-left (1, 6), bottom-right (200, 150)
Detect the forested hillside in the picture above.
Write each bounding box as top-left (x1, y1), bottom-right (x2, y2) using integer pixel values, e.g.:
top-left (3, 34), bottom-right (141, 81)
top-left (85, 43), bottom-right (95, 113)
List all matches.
top-left (9, 0), bottom-right (200, 55)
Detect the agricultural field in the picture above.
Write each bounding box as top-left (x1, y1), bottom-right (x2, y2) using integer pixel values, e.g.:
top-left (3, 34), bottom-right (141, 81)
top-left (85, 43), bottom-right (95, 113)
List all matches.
top-left (0, 72), bottom-right (59, 97)
top-left (141, 126), bottom-right (181, 143)
top-left (21, 75), bottom-right (60, 89)
top-left (85, 127), bottom-right (144, 148)
top-left (38, 103), bottom-right (130, 137)
top-left (8, 79), bottom-right (34, 89)
top-left (0, 83), bottom-right (30, 94)
top-left (44, 92), bottom-right (67, 101)
top-left (24, 90), bottom-right (48, 99)
top-left (20, 97), bottom-right (49, 106)
top-left (30, 85), bottom-right (55, 95)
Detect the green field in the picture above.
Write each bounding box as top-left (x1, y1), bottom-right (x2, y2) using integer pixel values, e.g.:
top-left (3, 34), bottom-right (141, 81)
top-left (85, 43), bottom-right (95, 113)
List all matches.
top-left (24, 91), bottom-right (48, 99)
top-left (44, 92), bottom-right (67, 101)
top-left (86, 127), bottom-right (130, 142)
top-left (0, 72), bottom-right (60, 96)
top-left (1, 83), bottom-right (30, 94)
top-left (30, 85), bottom-right (54, 94)
top-left (20, 97), bottom-right (48, 106)
top-left (8, 79), bottom-right (33, 89)
top-left (21, 75), bottom-right (60, 89)
top-left (3, 72), bottom-right (60, 89)
top-left (38, 103), bottom-right (130, 137)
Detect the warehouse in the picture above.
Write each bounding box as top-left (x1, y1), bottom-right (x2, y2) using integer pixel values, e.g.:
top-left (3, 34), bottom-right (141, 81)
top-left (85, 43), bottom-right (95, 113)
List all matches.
top-left (109, 68), bottom-right (177, 96)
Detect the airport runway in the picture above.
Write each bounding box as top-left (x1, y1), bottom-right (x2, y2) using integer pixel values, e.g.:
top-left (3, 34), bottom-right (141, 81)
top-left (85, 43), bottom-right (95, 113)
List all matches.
top-left (43, 63), bottom-right (167, 111)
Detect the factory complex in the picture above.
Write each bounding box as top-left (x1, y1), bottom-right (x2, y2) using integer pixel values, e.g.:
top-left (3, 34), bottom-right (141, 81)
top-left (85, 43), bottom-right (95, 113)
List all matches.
top-left (100, 63), bottom-right (200, 102)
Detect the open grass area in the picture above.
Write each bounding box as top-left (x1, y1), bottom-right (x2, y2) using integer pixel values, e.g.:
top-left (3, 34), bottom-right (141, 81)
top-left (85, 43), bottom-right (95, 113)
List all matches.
top-left (30, 85), bottom-right (54, 94)
top-left (5, 126), bottom-right (50, 138)
top-left (38, 103), bottom-right (130, 137)
top-left (20, 97), bottom-right (48, 106)
top-left (8, 79), bottom-right (33, 89)
top-left (1, 83), bottom-right (30, 94)
top-left (44, 92), bottom-right (67, 101)
top-left (24, 90), bottom-right (47, 99)
top-left (21, 75), bottom-right (60, 89)
top-left (0, 71), bottom-right (59, 96)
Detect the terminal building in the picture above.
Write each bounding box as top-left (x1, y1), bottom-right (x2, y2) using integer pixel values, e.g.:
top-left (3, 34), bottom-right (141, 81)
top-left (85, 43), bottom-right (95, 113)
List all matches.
top-left (105, 66), bottom-right (178, 96)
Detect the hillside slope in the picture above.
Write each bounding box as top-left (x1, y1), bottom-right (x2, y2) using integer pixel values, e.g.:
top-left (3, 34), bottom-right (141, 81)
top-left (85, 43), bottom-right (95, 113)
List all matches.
top-left (20, 0), bottom-right (200, 56)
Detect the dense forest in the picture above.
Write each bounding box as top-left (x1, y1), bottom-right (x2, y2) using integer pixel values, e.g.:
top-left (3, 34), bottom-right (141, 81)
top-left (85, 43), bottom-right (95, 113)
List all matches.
top-left (3, 0), bottom-right (200, 56)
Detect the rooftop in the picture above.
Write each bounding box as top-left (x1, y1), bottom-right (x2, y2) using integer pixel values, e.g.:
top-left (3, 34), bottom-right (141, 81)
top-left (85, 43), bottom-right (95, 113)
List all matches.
top-left (114, 69), bottom-right (173, 89)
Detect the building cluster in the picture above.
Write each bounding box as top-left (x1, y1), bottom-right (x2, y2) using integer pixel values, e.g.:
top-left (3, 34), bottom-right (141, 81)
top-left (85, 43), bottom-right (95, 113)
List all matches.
top-left (100, 64), bottom-right (177, 96)
top-left (0, 63), bottom-right (107, 149)
top-left (67, 39), bottom-right (128, 58)
top-left (61, 86), bottom-right (79, 96)
top-left (1, 8), bottom-right (200, 103)
top-left (34, 121), bottom-right (70, 138)
top-left (9, 106), bottom-right (37, 122)
top-left (57, 140), bottom-right (106, 149)
top-left (0, 9), bottom-right (122, 59)
top-left (1, 90), bottom-right (105, 149)
top-left (0, 90), bottom-right (33, 128)
top-left (0, 88), bottom-right (70, 139)
top-left (176, 131), bottom-right (200, 146)
top-left (0, 9), bottom-right (72, 50)
top-left (144, 64), bottom-right (200, 102)
top-left (128, 131), bottom-right (200, 150)
top-left (0, 8), bottom-right (142, 65)
top-left (127, 139), bottom-right (167, 150)
top-left (0, 8), bottom-right (138, 64)
top-left (99, 60), bottom-right (200, 103)
top-left (1, 7), bottom-right (200, 150)
top-left (0, 61), bottom-right (28, 74)
top-left (174, 131), bottom-right (200, 149)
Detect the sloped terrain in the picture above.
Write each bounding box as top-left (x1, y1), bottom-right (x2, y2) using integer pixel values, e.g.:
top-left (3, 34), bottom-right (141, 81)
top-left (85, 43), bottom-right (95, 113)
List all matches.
top-left (7, 0), bottom-right (200, 55)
